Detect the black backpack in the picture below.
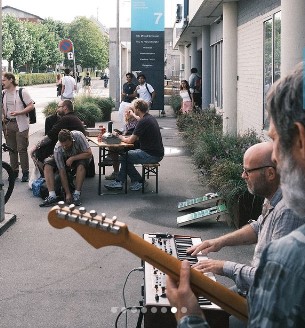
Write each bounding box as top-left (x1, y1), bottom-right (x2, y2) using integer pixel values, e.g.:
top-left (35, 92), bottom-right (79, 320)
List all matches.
top-left (19, 88), bottom-right (36, 124)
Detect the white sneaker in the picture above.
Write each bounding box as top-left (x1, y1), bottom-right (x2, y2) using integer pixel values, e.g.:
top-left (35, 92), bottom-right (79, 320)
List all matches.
top-left (104, 180), bottom-right (123, 190)
top-left (129, 181), bottom-right (143, 191)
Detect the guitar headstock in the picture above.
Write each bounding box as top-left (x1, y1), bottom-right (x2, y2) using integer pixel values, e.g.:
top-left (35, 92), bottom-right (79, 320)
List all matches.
top-left (48, 201), bottom-right (129, 249)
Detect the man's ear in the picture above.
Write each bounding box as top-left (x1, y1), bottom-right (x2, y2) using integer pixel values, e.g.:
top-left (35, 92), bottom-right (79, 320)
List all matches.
top-left (294, 122), bottom-right (305, 159)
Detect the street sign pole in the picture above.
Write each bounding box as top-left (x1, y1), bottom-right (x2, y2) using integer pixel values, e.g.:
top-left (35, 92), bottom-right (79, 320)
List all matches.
top-left (59, 39), bottom-right (77, 85)
top-left (72, 42), bottom-right (77, 88)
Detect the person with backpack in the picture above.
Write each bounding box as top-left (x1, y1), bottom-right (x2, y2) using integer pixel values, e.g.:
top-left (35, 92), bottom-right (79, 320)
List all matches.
top-left (189, 67), bottom-right (202, 109)
top-left (2, 72), bottom-right (35, 182)
top-left (134, 73), bottom-right (156, 110)
top-left (82, 72), bottom-right (91, 95)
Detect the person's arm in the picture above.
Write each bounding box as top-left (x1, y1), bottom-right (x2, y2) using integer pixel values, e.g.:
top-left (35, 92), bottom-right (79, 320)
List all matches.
top-left (117, 133), bottom-right (138, 145)
top-left (188, 224), bottom-right (257, 256)
top-left (65, 148), bottom-right (92, 167)
top-left (30, 136), bottom-right (52, 159)
top-left (151, 90), bottom-right (156, 103)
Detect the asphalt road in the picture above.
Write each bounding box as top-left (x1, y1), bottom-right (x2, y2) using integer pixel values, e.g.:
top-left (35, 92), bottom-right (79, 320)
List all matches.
top-left (0, 80), bottom-right (254, 328)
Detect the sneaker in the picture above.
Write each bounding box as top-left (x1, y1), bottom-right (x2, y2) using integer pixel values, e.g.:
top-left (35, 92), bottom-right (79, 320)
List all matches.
top-left (105, 171), bottom-right (118, 180)
top-left (39, 195), bottom-right (59, 207)
top-left (21, 171), bottom-right (29, 182)
top-left (72, 193), bottom-right (82, 206)
top-left (130, 181), bottom-right (143, 191)
top-left (104, 180), bottom-right (123, 190)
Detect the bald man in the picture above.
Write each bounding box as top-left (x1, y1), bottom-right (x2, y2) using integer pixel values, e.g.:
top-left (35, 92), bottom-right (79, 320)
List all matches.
top-left (187, 142), bottom-right (304, 294)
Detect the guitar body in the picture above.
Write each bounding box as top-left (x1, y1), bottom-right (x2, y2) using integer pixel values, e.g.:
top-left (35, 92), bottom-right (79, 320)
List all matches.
top-left (48, 204), bottom-right (248, 322)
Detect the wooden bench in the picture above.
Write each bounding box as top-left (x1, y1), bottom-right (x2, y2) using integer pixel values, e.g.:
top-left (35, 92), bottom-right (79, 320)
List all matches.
top-left (142, 163), bottom-right (160, 193)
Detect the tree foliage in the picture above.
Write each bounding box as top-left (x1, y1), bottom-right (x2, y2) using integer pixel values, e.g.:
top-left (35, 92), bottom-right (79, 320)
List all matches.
top-left (2, 15), bottom-right (109, 73)
top-left (68, 17), bottom-right (109, 70)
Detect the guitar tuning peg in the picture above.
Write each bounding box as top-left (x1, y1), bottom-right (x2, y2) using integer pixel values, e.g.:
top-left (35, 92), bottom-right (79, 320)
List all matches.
top-left (79, 207), bottom-right (86, 216)
top-left (58, 201), bottom-right (65, 209)
top-left (89, 210), bottom-right (97, 220)
top-left (101, 212), bottom-right (106, 222)
top-left (69, 204), bottom-right (76, 212)
top-left (111, 216), bottom-right (117, 226)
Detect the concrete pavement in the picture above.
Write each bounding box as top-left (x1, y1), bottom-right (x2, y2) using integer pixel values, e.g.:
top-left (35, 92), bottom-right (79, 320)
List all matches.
top-left (0, 79), bottom-right (254, 328)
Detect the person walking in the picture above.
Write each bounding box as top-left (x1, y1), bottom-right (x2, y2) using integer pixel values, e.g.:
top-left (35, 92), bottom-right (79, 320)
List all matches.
top-left (189, 67), bottom-right (202, 109)
top-left (135, 73), bottom-right (156, 110)
top-left (61, 68), bottom-right (76, 100)
top-left (2, 72), bottom-right (35, 182)
top-left (82, 72), bottom-right (91, 95)
top-left (56, 73), bottom-right (62, 97)
top-left (180, 80), bottom-right (194, 113)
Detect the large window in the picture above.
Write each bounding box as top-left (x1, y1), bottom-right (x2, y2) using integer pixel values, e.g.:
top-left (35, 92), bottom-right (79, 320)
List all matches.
top-left (263, 11), bottom-right (281, 129)
top-left (211, 40), bottom-right (223, 108)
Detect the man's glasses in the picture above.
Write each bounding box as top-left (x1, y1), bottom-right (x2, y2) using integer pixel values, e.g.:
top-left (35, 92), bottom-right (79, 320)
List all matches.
top-left (57, 105), bottom-right (63, 108)
top-left (242, 165), bottom-right (275, 177)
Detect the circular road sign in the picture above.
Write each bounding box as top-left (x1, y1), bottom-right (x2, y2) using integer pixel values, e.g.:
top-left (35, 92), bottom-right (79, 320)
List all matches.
top-left (59, 39), bottom-right (73, 53)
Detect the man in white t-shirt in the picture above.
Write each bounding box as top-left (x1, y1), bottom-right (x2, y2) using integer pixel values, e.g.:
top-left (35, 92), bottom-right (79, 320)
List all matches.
top-left (61, 68), bottom-right (77, 100)
top-left (135, 74), bottom-right (155, 110)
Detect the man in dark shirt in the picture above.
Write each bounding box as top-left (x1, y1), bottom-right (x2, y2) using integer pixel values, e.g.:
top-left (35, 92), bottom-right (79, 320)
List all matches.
top-left (118, 73), bottom-right (137, 130)
top-left (30, 99), bottom-right (85, 173)
top-left (105, 99), bottom-right (164, 191)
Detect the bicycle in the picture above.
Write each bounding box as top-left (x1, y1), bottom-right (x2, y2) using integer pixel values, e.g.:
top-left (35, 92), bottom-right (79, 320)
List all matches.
top-left (1, 143), bottom-right (15, 203)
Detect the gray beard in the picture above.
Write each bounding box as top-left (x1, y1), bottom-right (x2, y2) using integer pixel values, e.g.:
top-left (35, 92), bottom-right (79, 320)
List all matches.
top-left (280, 154), bottom-right (305, 218)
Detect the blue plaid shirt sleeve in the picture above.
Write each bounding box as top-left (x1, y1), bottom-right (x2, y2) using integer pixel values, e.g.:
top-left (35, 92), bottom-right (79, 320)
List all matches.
top-left (178, 315), bottom-right (210, 328)
top-left (223, 261), bottom-right (256, 291)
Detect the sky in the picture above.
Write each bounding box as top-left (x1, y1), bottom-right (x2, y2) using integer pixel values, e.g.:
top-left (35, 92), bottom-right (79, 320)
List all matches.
top-left (2, 0), bottom-right (180, 28)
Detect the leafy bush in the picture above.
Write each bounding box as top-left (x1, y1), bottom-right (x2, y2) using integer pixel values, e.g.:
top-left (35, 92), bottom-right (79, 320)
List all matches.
top-left (42, 95), bottom-right (114, 126)
top-left (42, 101), bottom-right (58, 117)
top-left (177, 110), bottom-right (261, 222)
top-left (169, 94), bottom-right (182, 116)
top-left (74, 102), bottom-right (102, 127)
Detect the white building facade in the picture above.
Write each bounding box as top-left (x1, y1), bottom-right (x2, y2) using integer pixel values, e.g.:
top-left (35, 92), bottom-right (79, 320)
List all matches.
top-left (175, 0), bottom-right (305, 136)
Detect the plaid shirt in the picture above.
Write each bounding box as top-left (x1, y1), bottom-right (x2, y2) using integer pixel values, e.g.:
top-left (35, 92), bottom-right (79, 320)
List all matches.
top-left (178, 315), bottom-right (210, 328)
top-left (54, 131), bottom-right (90, 170)
top-left (223, 188), bottom-right (305, 292)
top-left (248, 224), bottom-right (305, 327)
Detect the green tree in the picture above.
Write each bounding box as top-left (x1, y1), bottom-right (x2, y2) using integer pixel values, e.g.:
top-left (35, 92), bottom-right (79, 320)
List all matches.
top-left (68, 17), bottom-right (109, 70)
top-left (2, 16), bottom-right (15, 62)
top-left (25, 22), bottom-right (63, 72)
top-left (2, 15), bottom-right (33, 72)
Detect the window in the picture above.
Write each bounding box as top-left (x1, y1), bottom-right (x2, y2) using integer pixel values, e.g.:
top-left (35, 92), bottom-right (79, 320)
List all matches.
top-left (263, 12), bottom-right (281, 129)
top-left (211, 40), bottom-right (223, 108)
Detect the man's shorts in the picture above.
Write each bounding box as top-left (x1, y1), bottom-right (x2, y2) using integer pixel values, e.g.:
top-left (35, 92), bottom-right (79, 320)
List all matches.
top-left (44, 156), bottom-right (90, 175)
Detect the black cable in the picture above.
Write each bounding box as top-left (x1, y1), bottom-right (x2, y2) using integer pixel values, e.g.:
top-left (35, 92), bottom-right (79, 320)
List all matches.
top-left (122, 267), bottom-right (144, 328)
top-left (114, 306), bottom-right (143, 328)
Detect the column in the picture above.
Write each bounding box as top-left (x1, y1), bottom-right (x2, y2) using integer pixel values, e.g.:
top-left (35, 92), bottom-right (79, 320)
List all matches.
top-left (201, 25), bottom-right (211, 109)
top-left (281, 0), bottom-right (305, 75)
top-left (222, 2), bottom-right (238, 135)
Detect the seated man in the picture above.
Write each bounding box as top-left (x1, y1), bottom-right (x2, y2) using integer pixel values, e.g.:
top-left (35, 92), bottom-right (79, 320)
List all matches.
top-left (30, 99), bottom-right (86, 174)
top-left (188, 142), bottom-right (304, 294)
top-left (39, 129), bottom-right (92, 207)
top-left (104, 99), bottom-right (164, 191)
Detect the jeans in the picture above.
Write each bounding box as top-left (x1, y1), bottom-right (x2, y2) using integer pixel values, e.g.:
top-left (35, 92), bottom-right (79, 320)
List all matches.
top-left (117, 149), bottom-right (162, 183)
